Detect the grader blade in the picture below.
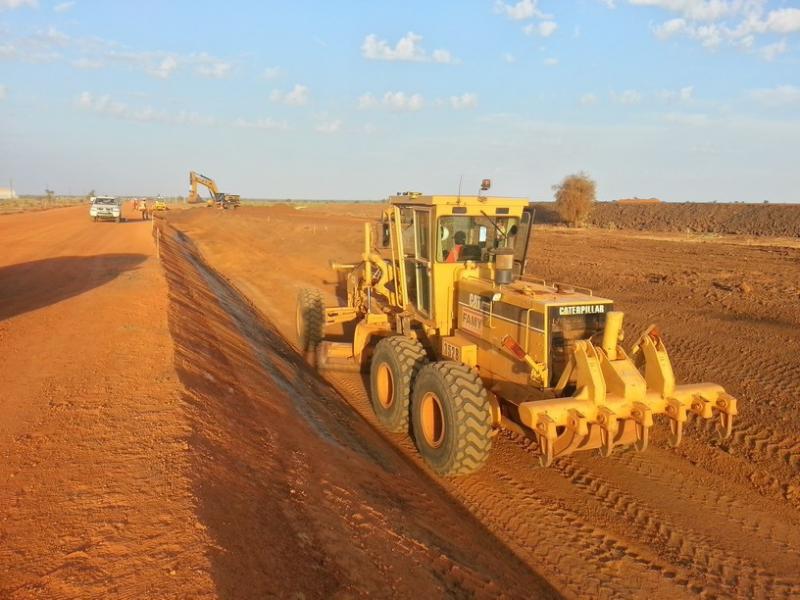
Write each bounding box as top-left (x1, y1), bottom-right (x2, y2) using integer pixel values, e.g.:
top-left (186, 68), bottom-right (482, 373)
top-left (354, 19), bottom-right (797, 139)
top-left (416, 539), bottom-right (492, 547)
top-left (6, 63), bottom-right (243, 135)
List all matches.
top-left (518, 314), bottom-right (738, 465)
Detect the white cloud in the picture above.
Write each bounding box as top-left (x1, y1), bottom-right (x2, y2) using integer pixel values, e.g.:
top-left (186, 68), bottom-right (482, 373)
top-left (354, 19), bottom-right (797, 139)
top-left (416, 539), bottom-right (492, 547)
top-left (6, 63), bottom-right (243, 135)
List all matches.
top-left (663, 111), bottom-right (710, 126)
top-left (357, 93), bottom-right (378, 110)
top-left (0, 43), bottom-right (18, 59)
top-left (358, 91), bottom-right (424, 111)
top-left (764, 8), bottom-right (800, 34)
top-left (654, 17), bottom-right (688, 39)
top-left (76, 91), bottom-right (167, 123)
top-left (502, 52), bottom-right (516, 63)
top-left (642, 2), bottom-right (800, 56)
top-left (75, 91), bottom-right (217, 126)
top-left (0, 0), bottom-right (37, 9)
top-left (431, 48), bottom-right (456, 64)
top-left (524, 20), bottom-right (558, 37)
top-left (233, 117), bottom-right (288, 131)
top-left (494, 0), bottom-right (546, 21)
top-left (0, 84), bottom-right (6, 100)
top-left (53, 1), bottom-right (75, 12)
top-left (1, 44), bottom-right (59, 62)
top-left (191, 53), bottom-right (233, 79)
top-left (543, 57), bottom-right (559, 66)
top-left (383, 91), bottom-right (424, 111)
top-left (147, 55), bottom-right (177, 79)
top-left (316, 119), bottom-right (342, 134)
top-left (657, 85), bottom-right (694, 102)
top-left (629, 0), bottom-right (743, 22)
top-left (175, 111), bottom-right (216, 127)
top-left (71, 56), bottom-right (103, 69)
top-left (450, 93), bottom-right (478, 110)
top-left (36, 25), bottom-right (70, 47)
top-left (580, 93), bottom-right (598, 106)
top-left (361, 32), bottom-right (457, 63)
top-left (262, 66), bottom-right (281, 80)
top-left (758, 39), bottom-right (787, 61)
top-left (270, 83), bottom-right (309, 106)
top-left (612, 89), bottom-right (643, 105)
top-left (2, 31), bottom-right (236, 79)
top-left (750, 84), bottom-right (800, 107)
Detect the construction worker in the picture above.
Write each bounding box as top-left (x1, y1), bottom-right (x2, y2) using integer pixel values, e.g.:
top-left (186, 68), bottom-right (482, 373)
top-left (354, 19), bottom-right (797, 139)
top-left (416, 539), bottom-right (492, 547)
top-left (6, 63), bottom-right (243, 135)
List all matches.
top-left (446, 230), bottom-right (467, 262)
top-left (140, 199), bottom-right (148, 221)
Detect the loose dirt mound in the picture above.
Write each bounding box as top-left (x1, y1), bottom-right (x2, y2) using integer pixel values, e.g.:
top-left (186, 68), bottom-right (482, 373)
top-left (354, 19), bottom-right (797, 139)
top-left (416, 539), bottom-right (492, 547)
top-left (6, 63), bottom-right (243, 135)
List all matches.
top-left (582, 202), bottom-right (800, 236)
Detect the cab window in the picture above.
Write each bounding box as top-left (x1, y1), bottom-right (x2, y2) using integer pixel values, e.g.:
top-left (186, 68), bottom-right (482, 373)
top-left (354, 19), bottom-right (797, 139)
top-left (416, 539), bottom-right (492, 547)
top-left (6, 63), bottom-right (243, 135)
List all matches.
top-left (437, 215), bottom-right (519, 263)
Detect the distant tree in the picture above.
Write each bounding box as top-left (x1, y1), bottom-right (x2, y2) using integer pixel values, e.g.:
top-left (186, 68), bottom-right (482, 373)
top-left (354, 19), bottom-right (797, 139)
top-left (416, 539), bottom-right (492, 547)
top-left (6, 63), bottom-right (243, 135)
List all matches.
top-left (553, 172), bottom-right (596, 226)
top-left (45, 189), bottom-right (55, 202)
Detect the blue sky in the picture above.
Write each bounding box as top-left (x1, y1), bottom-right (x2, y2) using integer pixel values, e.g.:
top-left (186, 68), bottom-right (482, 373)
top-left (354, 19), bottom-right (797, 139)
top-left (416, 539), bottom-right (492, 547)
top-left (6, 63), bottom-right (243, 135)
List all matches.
top-left (1, 0), bottom-right (798, 201)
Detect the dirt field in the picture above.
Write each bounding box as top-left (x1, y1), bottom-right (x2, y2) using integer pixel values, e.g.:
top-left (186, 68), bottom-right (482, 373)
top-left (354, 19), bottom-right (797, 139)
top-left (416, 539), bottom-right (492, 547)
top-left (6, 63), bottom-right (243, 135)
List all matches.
top-left (165, 204), bottom-right (800, 599)
top-left (2, 201), bottom-right (800, 598)
top-left (536, 201), bottom-right (800, 237)
top-left (1, 205), bottom-right (555, 598)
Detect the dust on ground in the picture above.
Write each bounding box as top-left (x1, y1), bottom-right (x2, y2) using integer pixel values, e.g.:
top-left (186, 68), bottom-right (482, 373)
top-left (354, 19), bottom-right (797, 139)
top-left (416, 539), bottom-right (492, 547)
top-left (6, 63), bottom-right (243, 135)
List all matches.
top-left (165, 202), bottom-right (800, 599)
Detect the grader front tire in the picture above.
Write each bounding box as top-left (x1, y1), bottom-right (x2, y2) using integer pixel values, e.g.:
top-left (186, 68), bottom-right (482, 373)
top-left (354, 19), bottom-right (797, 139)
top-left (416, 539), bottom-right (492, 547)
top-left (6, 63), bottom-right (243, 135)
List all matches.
top-left (410, 362), bottom-right (493, 477)
top-left (369, 336), bottom-right (427, 434)
top-left (296, 288), bottom-right (325, 352)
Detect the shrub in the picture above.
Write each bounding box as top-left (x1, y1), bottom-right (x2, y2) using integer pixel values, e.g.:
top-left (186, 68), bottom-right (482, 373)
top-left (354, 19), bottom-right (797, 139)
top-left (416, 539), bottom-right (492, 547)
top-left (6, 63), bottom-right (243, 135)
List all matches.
top-left (553, 172), bottom-right (596, 226)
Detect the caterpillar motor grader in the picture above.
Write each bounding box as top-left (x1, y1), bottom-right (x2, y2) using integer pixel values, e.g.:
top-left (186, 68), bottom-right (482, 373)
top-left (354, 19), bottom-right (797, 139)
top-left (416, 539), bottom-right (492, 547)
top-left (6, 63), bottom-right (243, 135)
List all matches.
top-left (296, 181), bottom-right (738, 475)
top-left (187, 171), bottom-right (240, 209)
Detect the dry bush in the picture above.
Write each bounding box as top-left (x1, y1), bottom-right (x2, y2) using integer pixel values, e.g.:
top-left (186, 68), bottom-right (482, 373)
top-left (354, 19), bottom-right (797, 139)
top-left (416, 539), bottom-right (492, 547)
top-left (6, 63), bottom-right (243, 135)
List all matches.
top-left (553, 172), bottom-right (596, 226)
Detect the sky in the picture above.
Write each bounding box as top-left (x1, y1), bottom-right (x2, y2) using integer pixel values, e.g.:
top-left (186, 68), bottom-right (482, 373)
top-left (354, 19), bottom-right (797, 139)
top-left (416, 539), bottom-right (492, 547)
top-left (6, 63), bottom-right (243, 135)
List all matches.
top-left (1, 0), bottom-right (799, 202)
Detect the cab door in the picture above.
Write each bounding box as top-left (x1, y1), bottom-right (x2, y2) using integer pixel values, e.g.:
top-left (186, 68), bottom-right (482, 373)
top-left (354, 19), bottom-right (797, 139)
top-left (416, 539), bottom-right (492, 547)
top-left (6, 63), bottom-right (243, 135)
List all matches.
top-left (397, 205), bottom-right (433, 318)
top-left (412, 209), bottom-right (432, 316)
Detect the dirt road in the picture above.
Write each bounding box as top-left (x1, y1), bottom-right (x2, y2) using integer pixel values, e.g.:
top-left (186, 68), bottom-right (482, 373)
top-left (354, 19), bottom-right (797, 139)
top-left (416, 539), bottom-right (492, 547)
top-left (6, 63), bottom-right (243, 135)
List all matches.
top-left (1, 206), bottom-right (557, 598)
top-left (166, 204), bottom-right (800, 599)
top-left (0, 206), bottom-right (215, 598)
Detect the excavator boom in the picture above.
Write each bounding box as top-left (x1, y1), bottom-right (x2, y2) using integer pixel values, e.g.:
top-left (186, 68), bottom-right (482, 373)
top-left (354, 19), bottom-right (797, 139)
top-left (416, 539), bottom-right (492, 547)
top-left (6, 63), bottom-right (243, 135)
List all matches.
top-left (187, 171), bottom-right (239, 209)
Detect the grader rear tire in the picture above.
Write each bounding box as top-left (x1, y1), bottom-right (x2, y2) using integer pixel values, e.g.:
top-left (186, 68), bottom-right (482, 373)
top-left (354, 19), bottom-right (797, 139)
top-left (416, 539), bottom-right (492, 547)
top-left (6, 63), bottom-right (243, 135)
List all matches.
top-left (296, 288), bottom-right (325, 352)
top-left (410, 361), bottom-right (493, 476)
top-left (369, 336), bottom-right (427, 434)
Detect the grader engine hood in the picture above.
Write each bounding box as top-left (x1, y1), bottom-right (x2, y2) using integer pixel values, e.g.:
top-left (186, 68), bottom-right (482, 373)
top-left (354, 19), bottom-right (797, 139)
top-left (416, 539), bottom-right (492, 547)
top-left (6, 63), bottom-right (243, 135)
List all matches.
top-left (455, 280), bottom-right (613, 389)
top-left (453, 278), bottom-right (736, 467)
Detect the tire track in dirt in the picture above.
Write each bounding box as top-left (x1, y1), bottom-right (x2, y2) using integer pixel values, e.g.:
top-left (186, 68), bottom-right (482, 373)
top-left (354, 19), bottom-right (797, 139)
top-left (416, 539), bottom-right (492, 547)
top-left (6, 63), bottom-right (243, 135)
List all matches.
top-left (550, 457), bottom-right (798, 597)
top-left (327, 373), bottom-right (699, 599)
top-left (326, 364), bottom-right (800, 598)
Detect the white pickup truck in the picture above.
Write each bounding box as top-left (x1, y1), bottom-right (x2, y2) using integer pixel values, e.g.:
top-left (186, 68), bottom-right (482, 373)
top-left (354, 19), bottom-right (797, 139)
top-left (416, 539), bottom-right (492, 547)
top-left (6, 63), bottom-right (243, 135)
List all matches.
top-left (89, 196), bottom-right (124, 223)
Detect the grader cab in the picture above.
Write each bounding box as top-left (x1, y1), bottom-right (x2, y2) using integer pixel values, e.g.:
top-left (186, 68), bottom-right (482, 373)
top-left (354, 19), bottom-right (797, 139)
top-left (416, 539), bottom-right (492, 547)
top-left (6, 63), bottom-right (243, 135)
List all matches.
top-left (296, 186), bottom-right (738, 475)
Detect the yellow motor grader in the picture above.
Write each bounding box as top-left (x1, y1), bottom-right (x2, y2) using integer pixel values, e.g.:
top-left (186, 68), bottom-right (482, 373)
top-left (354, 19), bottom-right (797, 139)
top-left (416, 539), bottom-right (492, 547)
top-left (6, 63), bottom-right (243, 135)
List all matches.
top-left (296, 184), bottom-right (738, 475)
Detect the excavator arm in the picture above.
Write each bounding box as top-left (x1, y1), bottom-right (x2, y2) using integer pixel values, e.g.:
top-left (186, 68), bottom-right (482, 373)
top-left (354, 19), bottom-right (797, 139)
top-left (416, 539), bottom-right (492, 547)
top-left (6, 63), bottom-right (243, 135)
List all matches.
top-left (188, 171), bottom-right (220, 205)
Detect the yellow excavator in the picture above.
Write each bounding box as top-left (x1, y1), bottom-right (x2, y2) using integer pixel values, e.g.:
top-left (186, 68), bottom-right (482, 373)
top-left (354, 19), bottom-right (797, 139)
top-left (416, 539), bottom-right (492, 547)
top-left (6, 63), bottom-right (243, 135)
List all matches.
top-left (187, 171), bottom-right (240, 209)
top-left (296, 182), bottom-right (738, 475)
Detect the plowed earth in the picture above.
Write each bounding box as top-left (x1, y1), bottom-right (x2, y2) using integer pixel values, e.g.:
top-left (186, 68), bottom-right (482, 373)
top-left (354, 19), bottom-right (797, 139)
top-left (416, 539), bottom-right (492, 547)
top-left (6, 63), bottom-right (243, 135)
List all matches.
top-left (165, 204), bottom-right (800, 599)
top-left (534, 201), bottom-right (800, 237)
top-left (2, 202), bottom-right (799, 599)
top-left (1, 206), bottom-right (556, 598)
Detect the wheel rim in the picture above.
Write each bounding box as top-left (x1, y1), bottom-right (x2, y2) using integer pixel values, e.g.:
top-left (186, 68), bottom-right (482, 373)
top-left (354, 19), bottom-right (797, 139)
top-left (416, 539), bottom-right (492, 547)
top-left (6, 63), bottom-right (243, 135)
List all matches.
top-left (376, 363), bottom-right (394, 409)
top-left (420, 392), bottom-right (445, 448)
